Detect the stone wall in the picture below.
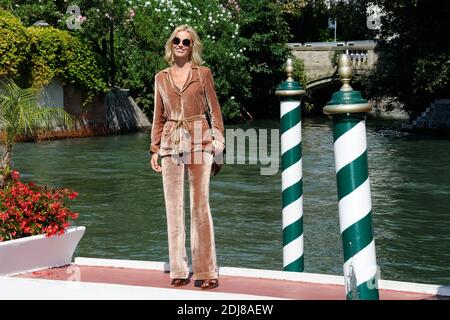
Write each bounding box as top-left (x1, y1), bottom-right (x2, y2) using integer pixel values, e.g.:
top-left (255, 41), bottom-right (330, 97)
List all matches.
top-left (403, 99), bottom-right (450, 133)
top-left (35, 83), bottom-right (151, 140)
top-left (64, 85), bottom-right (107, 129)
top-left (106, 88), bottom-right (151, 133)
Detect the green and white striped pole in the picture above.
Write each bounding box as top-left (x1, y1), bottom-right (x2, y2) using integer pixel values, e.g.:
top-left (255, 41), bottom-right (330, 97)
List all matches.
top-left (275, 58), bottom-right (306, 272)
top-left (324, 54), bottom-right (379, 300)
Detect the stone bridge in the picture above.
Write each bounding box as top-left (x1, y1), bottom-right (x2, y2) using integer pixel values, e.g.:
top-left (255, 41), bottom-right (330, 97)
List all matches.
top-left (289, 40), bottom-right (378, 90)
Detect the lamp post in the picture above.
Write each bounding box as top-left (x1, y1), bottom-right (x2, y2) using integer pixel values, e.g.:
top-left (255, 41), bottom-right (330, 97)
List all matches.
top-left (275, 58), bottom-right (306, 272)
top-left (323, 54), bottom-right (379, 300)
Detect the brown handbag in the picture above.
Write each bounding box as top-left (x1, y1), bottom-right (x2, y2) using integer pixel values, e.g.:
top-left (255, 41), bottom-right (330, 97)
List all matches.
top-left (198, 67), bottom-right (224, 176)
top-left (211, 160), bottom-right (223, 176)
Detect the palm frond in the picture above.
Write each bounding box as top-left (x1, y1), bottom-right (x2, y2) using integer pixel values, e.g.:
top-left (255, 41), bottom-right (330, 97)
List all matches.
top-left (0, 79), bottom-right (75, 143)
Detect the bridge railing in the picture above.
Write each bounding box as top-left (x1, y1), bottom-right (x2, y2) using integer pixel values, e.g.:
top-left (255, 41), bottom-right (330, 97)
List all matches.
top-left (289, 40), bottom-right (377, 74)
top-left (288, 40), bottom-right (377, 50)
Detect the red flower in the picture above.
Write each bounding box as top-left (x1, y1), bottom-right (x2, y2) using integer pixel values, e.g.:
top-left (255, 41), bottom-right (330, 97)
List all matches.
top-left (0, 170), bottom-right (79, 241)
top-left (11, 170), bottom-right (20, 181)
top-left (69, 192), bottom-right (78, 200)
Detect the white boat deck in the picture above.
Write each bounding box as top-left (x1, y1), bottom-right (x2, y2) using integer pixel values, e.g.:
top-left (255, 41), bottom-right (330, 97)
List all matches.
top-left (1, 257), bottom-right (449, 300)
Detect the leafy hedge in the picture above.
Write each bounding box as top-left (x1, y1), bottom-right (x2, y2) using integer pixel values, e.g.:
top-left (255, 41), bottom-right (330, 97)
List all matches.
top-left (0, 8), bottom-right (29, 77)
top-left (0, 8), bottom-right (107, 103)
top-left (27, 26), bottom-right (107, 98)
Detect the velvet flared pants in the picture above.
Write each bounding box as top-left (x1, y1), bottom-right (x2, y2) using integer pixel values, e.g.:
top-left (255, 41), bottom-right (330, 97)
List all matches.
top-left (161, 151), bottom-right (218, 280)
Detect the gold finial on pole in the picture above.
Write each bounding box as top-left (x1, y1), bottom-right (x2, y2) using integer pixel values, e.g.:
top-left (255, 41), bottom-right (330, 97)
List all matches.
top-left (338, 54), bottom-right (353, 92)
top-left (285, 58), bottom-right (294, 82)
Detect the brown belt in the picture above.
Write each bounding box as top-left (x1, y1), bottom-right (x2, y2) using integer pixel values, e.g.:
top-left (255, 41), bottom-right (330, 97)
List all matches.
top-left (167, 114), bottom-right (206, 145)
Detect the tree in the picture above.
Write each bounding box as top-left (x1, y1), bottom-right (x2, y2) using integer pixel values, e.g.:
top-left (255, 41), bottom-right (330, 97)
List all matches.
top-left (239, 0), bottom-right (292, 118)
top-left (274, 0), bottom-right (308, 17)
top-left (0, 0), bottom-right (64, 26)
top-left (281, 0), bottom-right (379, 43)
top-left (328, 0), bottom-right (379, 41)
top-left (367, 0), bottom-right (450, 115)
top-left (0, 79), bottom-right (74, 188)
top-left (280, 0), bottom-right (331, 42)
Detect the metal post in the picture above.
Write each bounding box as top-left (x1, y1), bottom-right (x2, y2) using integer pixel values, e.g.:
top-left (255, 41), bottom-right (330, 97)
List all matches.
top-left (323, 54), bottom-right (379, 300)
top-left (334, 19), bottom-right (337, 42)
top-left (275, 58), bottom-right (306, 272)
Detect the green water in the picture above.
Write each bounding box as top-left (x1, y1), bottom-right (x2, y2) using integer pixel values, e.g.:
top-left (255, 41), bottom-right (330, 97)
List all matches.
top-left (12, 117), bottom-right (450, 285)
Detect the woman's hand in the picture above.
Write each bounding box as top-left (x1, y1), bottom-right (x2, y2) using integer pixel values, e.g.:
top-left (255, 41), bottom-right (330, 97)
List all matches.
top-left (150, 153), bottom-right (162, 172)
top-left (212, 139), bottom-right (225, 155)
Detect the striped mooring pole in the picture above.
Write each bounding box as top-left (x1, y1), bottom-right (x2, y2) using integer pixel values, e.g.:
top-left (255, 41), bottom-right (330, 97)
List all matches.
top-left (323, 54), bottom-right (379, 300)
top-left (275, 58), bottom-right (306, 272)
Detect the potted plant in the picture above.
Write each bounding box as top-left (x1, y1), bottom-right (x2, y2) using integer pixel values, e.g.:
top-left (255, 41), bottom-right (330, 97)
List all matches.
top-left (0, 170), bottom-right (84, 276)
top-left (0, 79), bottom-right (85, 276)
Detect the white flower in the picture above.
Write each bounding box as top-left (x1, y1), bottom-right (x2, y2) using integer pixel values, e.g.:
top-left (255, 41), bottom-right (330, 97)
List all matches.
top-left (231, 96), bottom-right (235, 100)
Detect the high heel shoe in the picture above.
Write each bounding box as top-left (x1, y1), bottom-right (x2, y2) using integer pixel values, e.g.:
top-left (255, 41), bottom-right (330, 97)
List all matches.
top-left (171, 278), bottom-right (190, 287)
top-left (200, 279), bottom-right (219, 289)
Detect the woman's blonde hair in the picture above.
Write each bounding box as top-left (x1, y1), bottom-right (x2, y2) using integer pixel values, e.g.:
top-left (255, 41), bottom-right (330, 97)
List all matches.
top-left (164, 25), bottom-right (204, 66)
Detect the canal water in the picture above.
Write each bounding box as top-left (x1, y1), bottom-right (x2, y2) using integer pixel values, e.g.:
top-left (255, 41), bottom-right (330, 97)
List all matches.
top-left (12, 117), bottom-right (450, 286)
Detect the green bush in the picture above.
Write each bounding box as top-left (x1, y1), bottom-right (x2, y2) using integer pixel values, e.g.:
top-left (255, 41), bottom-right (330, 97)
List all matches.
top-left (27, 26), bottom-right (107, 100)
top-left (0, 8), bottom-right (29, 77)
top-left (0, 7), bottom-right (107, 103)
top-left (292, 55), bottom-right (307, 85)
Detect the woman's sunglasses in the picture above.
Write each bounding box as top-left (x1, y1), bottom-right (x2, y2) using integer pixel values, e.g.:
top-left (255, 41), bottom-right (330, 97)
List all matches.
top-left (172, 37), bottom-right (191, 48)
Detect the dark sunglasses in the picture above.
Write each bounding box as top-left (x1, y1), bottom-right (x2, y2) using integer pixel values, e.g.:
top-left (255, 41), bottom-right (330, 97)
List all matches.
top-left (172, 37), bottom-right (191, 47)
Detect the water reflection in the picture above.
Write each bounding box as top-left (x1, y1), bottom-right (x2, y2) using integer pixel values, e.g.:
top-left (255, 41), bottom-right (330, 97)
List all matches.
top-left (11, 116), bottom-right (450, 285)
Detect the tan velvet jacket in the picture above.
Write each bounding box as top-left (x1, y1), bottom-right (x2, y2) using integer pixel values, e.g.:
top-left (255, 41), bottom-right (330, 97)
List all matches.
top-left (150, 64), bottom-right (225, 156)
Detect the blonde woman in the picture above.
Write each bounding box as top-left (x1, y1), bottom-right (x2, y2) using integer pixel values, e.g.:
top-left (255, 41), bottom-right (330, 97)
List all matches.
top-left (149, 25), bottom-right (225, 289)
